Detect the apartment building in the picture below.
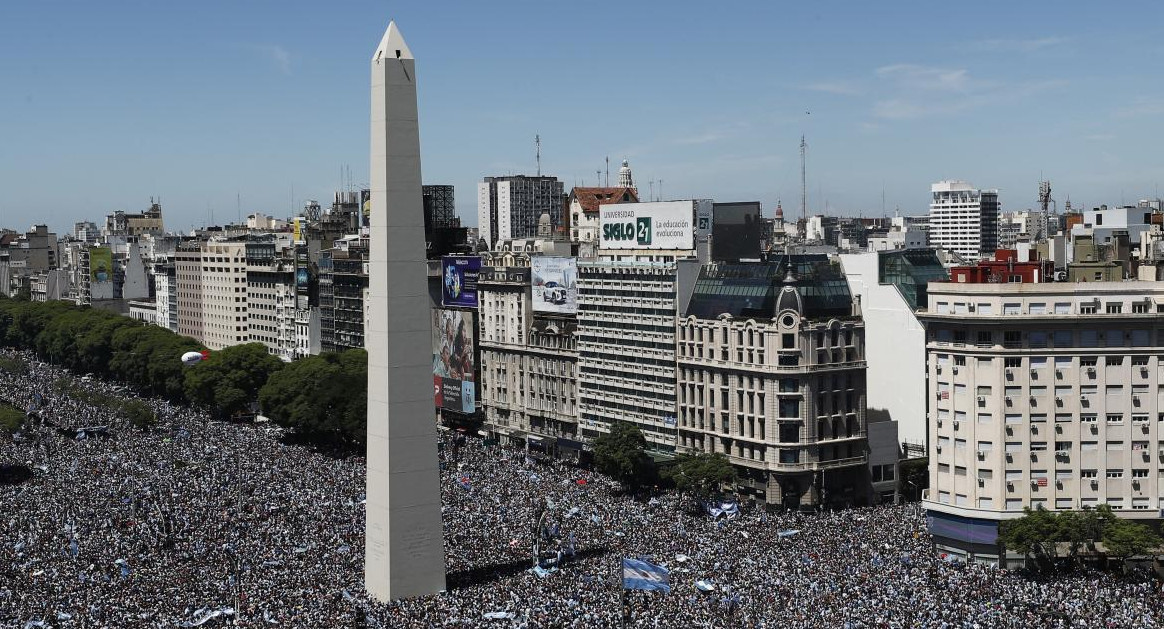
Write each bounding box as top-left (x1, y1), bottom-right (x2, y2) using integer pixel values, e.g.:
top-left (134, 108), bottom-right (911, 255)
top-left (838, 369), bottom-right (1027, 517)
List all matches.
top-left (246, 237), bottom-right (297, 360)
top-left (920, 281), bottom-right (1164, 564)
top-left (677, 257), bottom-right (870, 508)
top-left (478, 251), bottom-right (581, 459)
top-left (196, 240), bottom-right (248, 350)
top-left (928, 181), bottom-right (1000, 262)
top-left (176, 242), bottom-right (204, 341)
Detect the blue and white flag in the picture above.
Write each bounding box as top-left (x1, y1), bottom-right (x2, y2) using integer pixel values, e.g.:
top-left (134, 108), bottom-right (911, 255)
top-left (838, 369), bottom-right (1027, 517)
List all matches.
top-left (622, 558), bottom-right (670, 593)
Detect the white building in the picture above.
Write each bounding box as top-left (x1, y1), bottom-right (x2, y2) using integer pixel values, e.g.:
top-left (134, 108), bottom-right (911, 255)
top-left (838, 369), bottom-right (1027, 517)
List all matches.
top-left (477, 175), bottom-right (564, 249)
top-left (920, 281), bottom-right (1164, 564)
top-left (152, 260), bottom-right (178, 332)
top-left (841, 250), bottom-right (948, 452)
top-left (1070, 204), bottom-right (1155, 248)
top-left (575, 200), bottom-right (711, 452)
top-left (927, 181), bottom-right (1000, 262)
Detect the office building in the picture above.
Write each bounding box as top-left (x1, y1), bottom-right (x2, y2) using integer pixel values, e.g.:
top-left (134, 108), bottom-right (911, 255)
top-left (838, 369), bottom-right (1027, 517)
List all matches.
top-left (320, 234), bottom-right (370, 352)
top-left (477, 175), bottom-right (565, 249)
top-left (928, 181), bottom-right (1000, 262)
top-left (920, 281), bottom-right (1164, 564)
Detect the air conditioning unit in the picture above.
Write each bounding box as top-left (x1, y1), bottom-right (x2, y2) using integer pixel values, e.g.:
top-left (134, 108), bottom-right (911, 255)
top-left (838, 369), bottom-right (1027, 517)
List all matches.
top-left (1056, 369), bottom-right (1063, 378)
top-left (977, 396), bottom-right (986, 404)
top-left (952, 366), bottom-right (960, 375)
top-left (936, 365), bottom-right (943, 374)
top-left (977, 478), bottom-right (985, 487)
top-left (1055, 425), bottom-right (1063, 433)
top-left (1133, 395), bottom-right (1141, 405)
top-left (1031, 451), bottom-right (1039, 459)
top-left (977, 450), bottom-right (986, 460)
top-left (1141, 366), bottom-right (1149, 376)
top-left (1055, 396), bottom-right (1063, 404)
top-left (936, 445), bottom-right (943, 453)
top-left (1005, 368), bottom-right (1014, 378)
top-left (1056, 480), bottom-right (1063, 488)
top-left (1030, 396), bottom-right (1038, 405)
top-left (1090, 479), bottom-right (1099, 488)
top-left (1133, 479), bottom-right (1141, 488)
top-left (1056, 450), bottom-right (1069, 458)
top-left (937, 418), bottom-right (943, 427)
top-left (953, 420), bottom-right (960, 430)
top-left (1086, 366), bottom-right (1096, 376)
top-left (1031, 479), bottom-right (1039, 487)
top-left (1005, 452), bottom-right (1013, 462)
top-left (1030, 369), bottom-right (1038, 378)
top-left (1007, 481), bottom-right (1014, 490)
top-left (1005, 396), bottom-right (1013, 404)
top-left (936, 392), bottom-right (943, 400)
top-left (1005, 426), bottom-right (1014, 435)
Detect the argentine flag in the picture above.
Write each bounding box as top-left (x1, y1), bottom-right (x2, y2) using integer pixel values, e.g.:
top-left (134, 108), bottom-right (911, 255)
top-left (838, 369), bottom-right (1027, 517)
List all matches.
top-left (622, 558), bottom-right (670, 593)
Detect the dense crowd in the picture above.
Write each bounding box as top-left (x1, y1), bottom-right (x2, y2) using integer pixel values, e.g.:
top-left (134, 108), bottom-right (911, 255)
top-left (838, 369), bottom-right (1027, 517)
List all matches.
top-left (2, 348), bottom-right (1164, 628)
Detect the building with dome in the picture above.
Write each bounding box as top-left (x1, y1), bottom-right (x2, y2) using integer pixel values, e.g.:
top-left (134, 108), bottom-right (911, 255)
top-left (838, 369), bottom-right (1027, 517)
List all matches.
top-left (675, 255), bottom-right (875, 508)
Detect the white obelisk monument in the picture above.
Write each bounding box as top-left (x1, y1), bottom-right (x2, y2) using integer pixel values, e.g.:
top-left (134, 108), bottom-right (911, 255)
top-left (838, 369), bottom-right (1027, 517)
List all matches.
top-left (365, 20), bottom-right (446, 600)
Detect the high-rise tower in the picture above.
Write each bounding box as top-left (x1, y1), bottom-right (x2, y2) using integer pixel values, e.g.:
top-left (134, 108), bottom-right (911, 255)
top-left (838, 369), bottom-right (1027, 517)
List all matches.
top-left (364, 20), bottom-right (446, 601)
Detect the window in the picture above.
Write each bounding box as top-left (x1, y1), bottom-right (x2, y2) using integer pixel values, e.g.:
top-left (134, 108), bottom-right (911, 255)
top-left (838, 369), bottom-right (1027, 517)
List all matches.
top-left (1080, 304), bottom-right (1097, 315)
top-left (1003, 303), bottom-right (1021, 315)
top-left (1133, 469), bottom-right (1149, 478)
top-left (1081, 441), bottom-right (1098, 451)
top-left (1003, 331), bottom-right (1022, 348)
top-left (1107, 469), bottom-right (1124, 478)
top-left (1132, 303), bottom-right (1150, 314)
top-left (1005, 499), bottom-right (1023, 511)
top-left (1053, 331), bottom-right (1072, 347)
top-left (1106, 303), bottom-right (1123, 314)
top-left (1081, 470), bottom-right (1098, 478)
top-left (1054, 302), bottom-right (1071, 315)
top-left (976, 331), bottom-right (992, 347)
top-left (1004, 357), bottom-right (1022, 368)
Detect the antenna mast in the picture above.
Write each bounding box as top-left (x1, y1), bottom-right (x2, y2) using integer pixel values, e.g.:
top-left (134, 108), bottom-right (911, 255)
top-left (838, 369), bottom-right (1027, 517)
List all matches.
top-left (535, 134), bottom-right (541, 176)
top-left (800, 135), bottom-right (807, 224)
top-left (605, 156), bottom-right (610, 187)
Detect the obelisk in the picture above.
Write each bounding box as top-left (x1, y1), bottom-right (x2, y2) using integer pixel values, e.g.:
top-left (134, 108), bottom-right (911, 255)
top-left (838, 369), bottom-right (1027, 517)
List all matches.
top-left (365, 20), bottom-right (446, 600)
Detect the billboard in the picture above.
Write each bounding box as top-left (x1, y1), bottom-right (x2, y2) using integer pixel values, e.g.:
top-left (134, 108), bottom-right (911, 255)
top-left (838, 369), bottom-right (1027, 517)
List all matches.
top-left (531, 256), bottom-right (578, 314)
top-left (89, 247), bottom-right (113, 284)
top-left (600, 201), bottom-right (695, 250)
top-left (432, 308), bottom-right (476, 414)
top-left (441, 256), bottom-right (480, 308)
top-left (712, 202), bottom-right (763, 261)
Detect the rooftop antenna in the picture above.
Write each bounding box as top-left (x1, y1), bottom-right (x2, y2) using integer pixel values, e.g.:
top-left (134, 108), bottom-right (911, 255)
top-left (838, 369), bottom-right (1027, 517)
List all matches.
top-left (605, 156), bottom-right (610, 187)
top-left (535, 134), bottom-right (541, 176)
top-left (649, 180), bottom-right (654, 202)
top-left (800, 135), bottom-right (807, 224)
top-left (658, 179), bottom-right (664, 202)
top-left (237, 192), bottom-right (241, 225)
top-left (597, 170), bottom-right (602, 187)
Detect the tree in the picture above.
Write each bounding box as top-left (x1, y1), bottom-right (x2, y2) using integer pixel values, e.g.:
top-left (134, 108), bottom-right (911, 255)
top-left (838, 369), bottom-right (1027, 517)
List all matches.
top-left (184, 343), bottom-right (284, 418)
top-left (1102, 518), bottom-right (1162, 561)
top-left (258, 349), bottom-right (367, 448)
top-left (0, 403), bottom-right (24, 434)
top-left (669, 452), bottom-right (736, 500)
top-left (119, 398), bottom-right (158, 430)
top-left (999, 505), bottom-right (1059, 568)
top-left (592, 421), bottom-right (654, 491)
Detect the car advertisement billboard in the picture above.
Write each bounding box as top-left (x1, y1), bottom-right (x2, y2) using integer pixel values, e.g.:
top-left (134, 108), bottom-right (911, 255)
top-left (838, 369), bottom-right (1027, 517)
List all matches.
top-left (531, 256), bottom-right (578, 314)
top-left (432, 308), bottom-right (476, 414)
top-left (89, 247), bottom-right (113, 284)
top-left (599, 201), bottom-right (695, 250)
top-left (441, 256), bottom-right (480, 308)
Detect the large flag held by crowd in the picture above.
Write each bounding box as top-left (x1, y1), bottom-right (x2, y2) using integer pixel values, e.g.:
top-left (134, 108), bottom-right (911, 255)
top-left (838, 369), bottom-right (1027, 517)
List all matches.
top-left (622, 558), bottom-right (670, 593)
top-left (707, 500), bottom-right (739, 519)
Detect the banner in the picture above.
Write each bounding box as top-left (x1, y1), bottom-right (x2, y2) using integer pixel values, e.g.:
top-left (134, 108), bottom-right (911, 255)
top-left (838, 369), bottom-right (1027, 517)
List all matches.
top-left (89, 247), bottom-right (113, 284)
top-left (432, 309), bottom-right (476, 414)
top-left (442, 256), bottom-right (481, 308)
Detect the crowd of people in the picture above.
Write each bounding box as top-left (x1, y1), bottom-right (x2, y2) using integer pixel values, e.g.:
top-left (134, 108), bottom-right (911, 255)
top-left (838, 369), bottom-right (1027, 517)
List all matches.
top-left (3, 348), bottom-right (1164, 628)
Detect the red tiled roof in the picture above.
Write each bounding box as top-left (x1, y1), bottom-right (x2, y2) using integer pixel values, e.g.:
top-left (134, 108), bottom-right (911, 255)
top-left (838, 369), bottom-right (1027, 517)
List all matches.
top-left (570, 187), bottom-right (639, 214)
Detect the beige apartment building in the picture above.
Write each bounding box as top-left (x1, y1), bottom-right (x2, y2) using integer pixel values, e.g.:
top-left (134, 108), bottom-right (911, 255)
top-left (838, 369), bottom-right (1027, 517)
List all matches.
top-left (176, 240), bottom-right (248, 350)
top-left (920, 281), bottom-right (1164, 563)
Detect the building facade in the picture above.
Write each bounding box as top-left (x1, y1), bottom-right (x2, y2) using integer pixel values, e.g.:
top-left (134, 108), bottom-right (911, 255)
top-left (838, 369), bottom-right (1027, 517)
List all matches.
top-left (477, 252), bottom-right (581, 459)
top-left (319, 234), bottom-right (370, 352)
top-left (920, 281), bottom-right (1164, 564)
top-left (928, 181), bottom-right (1000, 262)
top-left (477, 175), bottom-right (565, 249)
top-left (677, 258), bottom-right (870, 508)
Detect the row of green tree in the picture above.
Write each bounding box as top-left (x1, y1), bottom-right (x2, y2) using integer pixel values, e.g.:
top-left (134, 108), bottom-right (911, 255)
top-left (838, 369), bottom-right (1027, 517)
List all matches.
top-left (1000, 504), bottom-right (1162, 567)
top-left (0, 297), bottom-right (368, 448)
top-left (592, 421), bottom-right (737, 500)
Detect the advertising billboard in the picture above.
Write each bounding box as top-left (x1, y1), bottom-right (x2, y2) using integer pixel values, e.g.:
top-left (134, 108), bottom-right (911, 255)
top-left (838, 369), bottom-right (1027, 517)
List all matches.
top-left (432, 308), bottom-right (476, 414)
top-left (89, 247), bottom-right (113, 284)
top-left (599, 201), bottom-right (695, 250)
top-left (441, 256), bottom-right (480, 308)
top-left (711, 201), bottom-right (763, 261)
top-left (531, 256), bottom-right (578, 314)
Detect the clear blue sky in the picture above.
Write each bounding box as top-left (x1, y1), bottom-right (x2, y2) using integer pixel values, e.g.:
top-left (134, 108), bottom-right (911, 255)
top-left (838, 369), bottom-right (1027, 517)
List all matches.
top-left (3, 1), bottom-right (1164, 235)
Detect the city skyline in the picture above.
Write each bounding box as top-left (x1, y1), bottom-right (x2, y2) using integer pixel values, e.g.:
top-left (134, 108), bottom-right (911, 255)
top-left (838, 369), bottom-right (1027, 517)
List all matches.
top-left (4, 1), bottom-right (1164, 234)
